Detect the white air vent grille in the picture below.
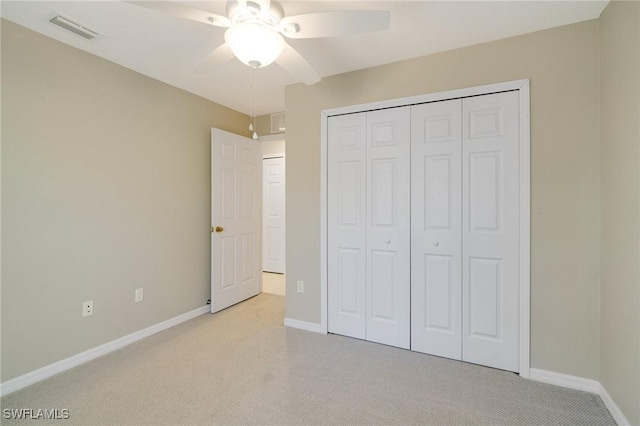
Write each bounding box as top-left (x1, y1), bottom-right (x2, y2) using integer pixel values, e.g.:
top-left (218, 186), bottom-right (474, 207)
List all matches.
top-left (50, 15), bottom-right (99, 40)
top-left (271, 112), bottom-right (285, 133)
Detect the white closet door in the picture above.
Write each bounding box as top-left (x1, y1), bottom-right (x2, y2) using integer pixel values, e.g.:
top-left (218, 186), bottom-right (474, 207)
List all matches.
top-left (411, 100), bottom-right (463, 359)
top-left (365, 107), bottom-right (411, 349)
top-left (263, 156), bottom-right (285, 274)
top-left (462, 91), bottom-right (520, 372)
top-left (328, 113), bottom-right (367, 339)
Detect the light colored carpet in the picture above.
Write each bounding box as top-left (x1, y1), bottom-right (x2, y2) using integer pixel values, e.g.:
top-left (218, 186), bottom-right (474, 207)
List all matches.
top-left (1, 294), bottom-right (615, 425)
top-left (263, 272), bottom-right (286, 296)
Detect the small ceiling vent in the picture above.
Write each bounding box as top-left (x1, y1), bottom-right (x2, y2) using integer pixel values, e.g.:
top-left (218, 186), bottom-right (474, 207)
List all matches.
top-left (49, 15), bottom-right (100, 40)
top-left (271, 112), bottom-right (286, 133)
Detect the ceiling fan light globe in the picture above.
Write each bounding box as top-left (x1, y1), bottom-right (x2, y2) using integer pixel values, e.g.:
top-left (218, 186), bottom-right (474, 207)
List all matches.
top-left (225, 22), bottom-right (284, 68)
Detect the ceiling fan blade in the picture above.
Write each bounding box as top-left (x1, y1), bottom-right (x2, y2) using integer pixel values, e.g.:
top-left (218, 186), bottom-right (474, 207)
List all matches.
top-left (275, 42), bottom-right (321, 86)
top-left (126, 1), bottom-right (230, 28)
top-left (280, 10), bottom-right (390, 39)
top-left (194, 43), bottom-right (235, 73)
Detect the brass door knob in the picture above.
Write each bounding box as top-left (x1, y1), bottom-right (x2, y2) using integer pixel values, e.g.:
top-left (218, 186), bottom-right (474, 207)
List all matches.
top-left (214, 226), bottom-right (224, 233)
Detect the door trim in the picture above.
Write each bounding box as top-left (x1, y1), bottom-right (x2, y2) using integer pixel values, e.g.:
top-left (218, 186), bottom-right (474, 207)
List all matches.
top-left (320, 79), bottom-right (531, 378)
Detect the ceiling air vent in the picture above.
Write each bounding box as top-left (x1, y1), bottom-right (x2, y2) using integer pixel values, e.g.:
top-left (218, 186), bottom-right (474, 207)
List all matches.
top-left (49, 15), bottom-right (100, 40)
top-left (271, 112), bottom-right (286, 133)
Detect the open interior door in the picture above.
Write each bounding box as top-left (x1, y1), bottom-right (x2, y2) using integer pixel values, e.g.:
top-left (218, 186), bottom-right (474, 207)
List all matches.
top-left (211, 128), bottom-right (262, 313)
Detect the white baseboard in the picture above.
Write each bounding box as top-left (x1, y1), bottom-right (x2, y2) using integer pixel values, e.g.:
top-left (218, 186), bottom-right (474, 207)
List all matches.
top-left (529, 368), bottom-right (600, 393)
top-left (529, 368), bottom-right (630, 425)
top-left (283, 317), bottom-right (325, 334)
top-left (0, 305), bottom-right (210, 397)
top-left (598, 383), bottom-right (631, 426)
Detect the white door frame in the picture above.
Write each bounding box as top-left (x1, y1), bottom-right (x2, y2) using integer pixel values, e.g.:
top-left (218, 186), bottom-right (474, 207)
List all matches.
top-left (320, 79), bottom-right (531, 378)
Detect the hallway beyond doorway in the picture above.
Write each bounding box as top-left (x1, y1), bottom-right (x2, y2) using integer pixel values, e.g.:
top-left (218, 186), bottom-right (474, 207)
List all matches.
top-left (263, 272), bottom-right (285, 296)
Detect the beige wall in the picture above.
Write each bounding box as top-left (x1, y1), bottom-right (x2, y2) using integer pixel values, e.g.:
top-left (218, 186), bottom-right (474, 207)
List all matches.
top-left (0, 20), bottom-right (248, 381)
top-left (260, 136), bottom-right (286, 158)
top-left (255, 113), bottom-right (286, 138)
top-left (255, 114), bottom-right (272, 137)
top-left (285, 20), bottom-right (602, 380)
top-left (599, 1), bottom-right (640, 424)
top-left (257, 114), bottom-right (286, 158)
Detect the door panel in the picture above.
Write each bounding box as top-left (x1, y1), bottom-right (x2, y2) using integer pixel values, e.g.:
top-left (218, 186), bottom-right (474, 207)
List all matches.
top-left (425, 155), bottom-right (454, 229)
top-left (469, 152), bottom-right (502, 231)
top-left (370, 250), bottom-right (396, 320)
top-left (241, 233), bottom-right (256, 281)
top-left (366, 107), bottom-right (410, 349)
top-left (263, 156), bottom-right (285, 273)
top-left (211, 128), bottom-right (262, 313)
top-left (221, 167), bottom-right (236, 219)
top-left (338, 162), bottom-right (361, 225)
top-left (241, 170), bottom-right (256, 218)
top-left (371, 159), bottom-right (397, 227)
top-left (424, 254), bottom-right (454, 330)
top-left (462, 91), bottom-right (519, 372)
top-left (411, 99), bottom-right (463, 360)
top-left (328, 113), bottom-right (367, 339)
top-left (221, 236), bottom-right (235, 289)
top-left (337, 248), bottom-right (361, 314)
top-left (469, 257), bottom-right (501, 339)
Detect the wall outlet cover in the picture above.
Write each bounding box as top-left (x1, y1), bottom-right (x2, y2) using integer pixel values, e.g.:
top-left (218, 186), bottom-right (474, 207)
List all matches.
top-left (82, 300), bottom-right (94, 317)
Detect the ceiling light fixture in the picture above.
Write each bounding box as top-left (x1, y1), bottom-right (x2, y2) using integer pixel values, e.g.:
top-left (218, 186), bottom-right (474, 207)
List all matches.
top-left (224, 22), bottom-right (284, 69)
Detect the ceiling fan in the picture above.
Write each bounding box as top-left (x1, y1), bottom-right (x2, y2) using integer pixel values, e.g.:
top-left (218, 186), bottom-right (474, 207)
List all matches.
top-left (128, 0), bottom-right (390, 85)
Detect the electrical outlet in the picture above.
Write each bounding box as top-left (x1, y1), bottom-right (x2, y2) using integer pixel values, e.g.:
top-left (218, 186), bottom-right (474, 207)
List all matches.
top-left (82, 300), bottom-right (93, 317)
top-left (135, 288), bottom-right (143, 303)
top-left (297, 280), bottom-right (304, 293)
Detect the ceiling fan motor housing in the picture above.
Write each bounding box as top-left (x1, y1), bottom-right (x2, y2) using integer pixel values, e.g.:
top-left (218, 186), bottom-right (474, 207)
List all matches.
top-left (226, 0), bottom-right (284, 28)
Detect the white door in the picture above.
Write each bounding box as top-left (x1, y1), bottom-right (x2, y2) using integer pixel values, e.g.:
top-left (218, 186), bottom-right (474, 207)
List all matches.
top-left (462, 91), bottom-right (520, 371)
top-left (327, 91), bottom-right (522, 372)
top-left (365, 107), bottom-right (411, 349)
top-left (211, 128), bottom-right (262, 313)
top-left (411, 99), bottom-right (463, 359)
top-left (327, 107), bottom-right (411, 348)
top-left (263, 156), bottom-right (286, 274)
top-left (328, 112), bottom-right (367, 340)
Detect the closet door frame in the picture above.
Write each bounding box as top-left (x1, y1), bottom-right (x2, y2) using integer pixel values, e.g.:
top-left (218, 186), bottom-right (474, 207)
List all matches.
top-left (320, 79), bottom-right (531, 378)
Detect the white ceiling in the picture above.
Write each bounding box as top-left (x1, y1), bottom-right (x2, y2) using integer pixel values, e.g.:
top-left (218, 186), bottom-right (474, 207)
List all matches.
top-left (1, 1), bottom-right (608, 116)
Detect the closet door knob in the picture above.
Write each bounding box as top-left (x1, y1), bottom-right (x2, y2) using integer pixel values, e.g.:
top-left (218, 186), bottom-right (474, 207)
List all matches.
top-left (433, 241), bottom-right (439, 246)
top-left (384, 239), bottom-right (391, 244)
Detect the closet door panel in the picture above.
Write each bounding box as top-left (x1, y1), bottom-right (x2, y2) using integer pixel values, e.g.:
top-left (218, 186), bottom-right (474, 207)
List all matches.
top-left (411, 100), bottom-right (463, 359)
top-left (328, 113), bottom-right (367, 339)
top-left (365, 107), bottom-right (411, 349)
top-left (462, 91), bottom-right (520, 372)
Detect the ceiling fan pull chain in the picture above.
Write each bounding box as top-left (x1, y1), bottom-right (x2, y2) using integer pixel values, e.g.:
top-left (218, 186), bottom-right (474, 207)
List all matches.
top-left (250, 66), bottom-right (258, 139)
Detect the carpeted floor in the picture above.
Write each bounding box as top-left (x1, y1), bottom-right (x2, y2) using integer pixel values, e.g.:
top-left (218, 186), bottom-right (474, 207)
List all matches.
top-left (1, 293), bottom-right (615, 425)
